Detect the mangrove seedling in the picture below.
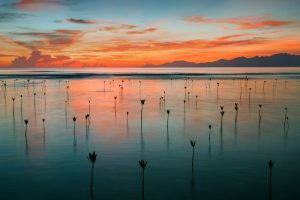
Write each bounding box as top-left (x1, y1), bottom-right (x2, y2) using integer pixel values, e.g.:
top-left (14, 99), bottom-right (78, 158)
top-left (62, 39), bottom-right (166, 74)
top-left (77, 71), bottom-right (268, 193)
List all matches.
top-left (190, 140), bottom-right (196, 167)
top-left (114, 96), bottom-right (117, 109)
top-left (208, 125), bottom-right (212, 152)
top-left (166, 109), bottom-right (170, 131)
top-left (139, 160), bottom-right (148, 200)
top-left (87, 151), bottom-right (97, 200)
top-left (12, 97), bottom-right (15, 116)
top-left (24, 119), bottom-right (28, 137)
top-left (220, 110), bottom-right (225, 129)
top-left (259, 104), bottom-right (262, 119)
top-left (73, 116), bottom-right (77, 135)
top-left (85, 114), bottom-right (90, 136)
top-left (235, 103), bottom-right (238, 112)
top-left (248, 88), bottom-right (252, 103)
top-left (42, 118), bottom-right (45, 145)
top-left (268, 160), bottom-right (274, 200)
top-left (140, 99), bottom-right (145, 128)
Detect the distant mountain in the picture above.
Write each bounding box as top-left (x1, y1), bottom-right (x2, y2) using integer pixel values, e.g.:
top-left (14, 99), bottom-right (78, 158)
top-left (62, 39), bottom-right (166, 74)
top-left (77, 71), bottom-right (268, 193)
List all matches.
top-left (145, 53), bottom-right (300, 67)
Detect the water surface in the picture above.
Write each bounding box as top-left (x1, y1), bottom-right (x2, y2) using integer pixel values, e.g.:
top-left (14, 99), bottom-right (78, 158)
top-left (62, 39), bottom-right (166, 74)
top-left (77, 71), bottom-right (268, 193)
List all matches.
top-left (0, 67), bottom-right (300, 199)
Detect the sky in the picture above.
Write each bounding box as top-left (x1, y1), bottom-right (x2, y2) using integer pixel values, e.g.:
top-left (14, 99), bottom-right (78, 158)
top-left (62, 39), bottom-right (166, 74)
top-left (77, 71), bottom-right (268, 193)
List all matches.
top-left (0, 0), bottom-right (299, 67)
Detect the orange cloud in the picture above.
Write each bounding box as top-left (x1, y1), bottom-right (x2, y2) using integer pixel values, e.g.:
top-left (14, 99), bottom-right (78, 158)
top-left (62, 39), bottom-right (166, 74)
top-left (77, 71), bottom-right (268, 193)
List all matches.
top-left (11, 50), bottom-right (71, 67)
top-left (182, 16), bottom-right (292, 29)
top-left (3, 31), bottom-right (300, 68)
top-left (98, 24), bottom-right (137, 32)
top-left (16, 0), bottom-right (60, 11)
top-left (87, 34), bottom-right (266, 53)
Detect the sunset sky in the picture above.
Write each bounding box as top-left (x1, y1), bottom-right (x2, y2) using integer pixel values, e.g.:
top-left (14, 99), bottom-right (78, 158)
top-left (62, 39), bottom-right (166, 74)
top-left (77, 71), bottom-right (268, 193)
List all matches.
top-left (0, 0), bottom-right (299, 67)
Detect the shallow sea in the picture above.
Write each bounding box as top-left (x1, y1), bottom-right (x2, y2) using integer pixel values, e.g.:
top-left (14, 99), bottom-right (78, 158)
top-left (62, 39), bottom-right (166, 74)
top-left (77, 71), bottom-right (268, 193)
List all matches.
top-left (0, 67), bottom-right (300, 200)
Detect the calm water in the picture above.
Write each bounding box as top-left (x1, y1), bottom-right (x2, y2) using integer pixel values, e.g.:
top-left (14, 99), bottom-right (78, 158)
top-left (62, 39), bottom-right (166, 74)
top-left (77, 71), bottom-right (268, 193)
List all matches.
top-left (1, 67), bottom-right (300, 200)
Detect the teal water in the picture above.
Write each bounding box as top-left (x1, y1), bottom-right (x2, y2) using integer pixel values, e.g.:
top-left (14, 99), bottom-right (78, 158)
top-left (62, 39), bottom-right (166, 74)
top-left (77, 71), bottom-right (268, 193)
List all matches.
top-left (0, 67), bottom-right (300, 199)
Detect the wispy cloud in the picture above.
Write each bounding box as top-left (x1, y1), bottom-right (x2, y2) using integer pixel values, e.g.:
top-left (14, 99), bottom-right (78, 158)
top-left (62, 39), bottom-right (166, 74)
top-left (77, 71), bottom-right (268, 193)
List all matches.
top-left (66, 18), bottom-right (96, 24)
top-left (98, 24), bottom-right (137, 32)
top-left (182, 16), bottom-right (292, 29)
top-left (127, 28), bottom-right (157, 34)
top-left (90, 34), bottom-right (266, 52)
top-left (0, 12), bottom-right (29, 22)
top-left (9, 29), bottom-right (82, 50)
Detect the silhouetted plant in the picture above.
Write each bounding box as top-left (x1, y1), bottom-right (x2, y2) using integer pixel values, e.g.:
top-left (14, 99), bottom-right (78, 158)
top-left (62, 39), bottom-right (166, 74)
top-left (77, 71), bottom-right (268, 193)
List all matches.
top-left (208, 125), bottom-right (212, 152)
top-left (220, 109), bottom-right (225, 129)
top-left (234, 103), bottom-right (238, 123)
top-left (139, 160), bottom-right (148, 200)
top-left (85, 114), bottom-right (90, 136)
top-left (166, 109), bottom-right (170, 131)
top-left (88, 100), bottom-right (91, 115)
top-left (235, 103), bottom-right (238, 112)
top-left (66, 85), bottom-right (70, 101)
top-left (284, 107), bottom-right (288, 119)
top-left (114, 96), bottom-right (117, 110)
top-left (87, 151), bottom-right (97, 200)
top-left (259, 104), bottom-right (262, 119)
top-left (217, 82), bottom-right (220, 98)
top-left (195, 95), bottom-right (198, 107)
top-left (248, 88), bottom-right (252, 103)
top-left (20, 94), bottom-right (23, 113)
top-left (42, 118), bottom-right (45, 145)
top-left (64, 100), bottom-right (68, 127)
top-left (140, 99), bottom-right (145, 128)
top-left (24, 119), bottom-right (28, 137)
top-left (190, 140), bottom-right (196, 167)
top-left (159, 97), bottom-right (162, 110)
top-left (184, 86), bottom-right (187, 99)
top-left (268, 160), bottom-right (274, 200)
top-left (73, 116), bottom-right (76, 136)
top-left (42, 118), bottom-right (45, 129)
top-left (24, 119), bottom-right (29, 154)
top-left (263, 81), bottom-right (266, 93)
top-left (12, 97), bottom-right (15, 116)
top-left (33, 92), bottom-right (36, 105)
top-left (284, 116), bottom-right (289, 131)
top-left (103, 80), bottom-right (106, 92)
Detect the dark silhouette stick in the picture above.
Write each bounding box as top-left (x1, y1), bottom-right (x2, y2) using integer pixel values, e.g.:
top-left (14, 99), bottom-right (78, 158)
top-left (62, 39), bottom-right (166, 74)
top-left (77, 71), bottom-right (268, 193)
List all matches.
top-left (87, 152), bottom-right (97, 200)
top-left (42, 118), bottom-right (45, 146)
top-left (190, 140), bottom-right (196, 167)
top-left (268, 160), bottom-right (274, 200)
top-left (140, 99), bottom-right (145, 129)
top-left (12, 97), bottom-right (15, 116)
top-left (208, 125), bottom-right (212, 152)
top-left (139, 160), bottom-right (147, 200)
top-left (166, 109), bottom-right (170, 131)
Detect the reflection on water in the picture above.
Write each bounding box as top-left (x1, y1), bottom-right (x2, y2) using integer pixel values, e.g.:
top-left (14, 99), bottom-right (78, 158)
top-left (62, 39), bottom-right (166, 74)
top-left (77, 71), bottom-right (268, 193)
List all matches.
top-left (0, 69), bottom-right (300, 199)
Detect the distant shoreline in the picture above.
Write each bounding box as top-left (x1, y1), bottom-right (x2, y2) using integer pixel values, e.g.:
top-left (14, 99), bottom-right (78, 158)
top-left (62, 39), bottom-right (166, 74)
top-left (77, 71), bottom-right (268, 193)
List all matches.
top-left (1, 71), bottom-right (300, 80)
top-left (1, 66), bottom-right (300, 69)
